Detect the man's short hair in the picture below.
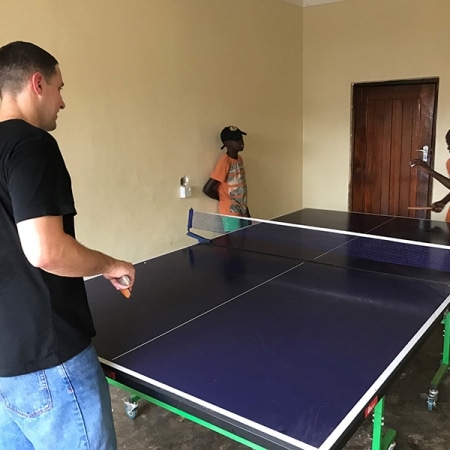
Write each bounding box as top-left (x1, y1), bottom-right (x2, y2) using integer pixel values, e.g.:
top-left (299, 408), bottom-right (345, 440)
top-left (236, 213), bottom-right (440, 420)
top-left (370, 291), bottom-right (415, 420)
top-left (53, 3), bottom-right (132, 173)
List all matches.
top-left (0, 41), bottom-right (58, 98)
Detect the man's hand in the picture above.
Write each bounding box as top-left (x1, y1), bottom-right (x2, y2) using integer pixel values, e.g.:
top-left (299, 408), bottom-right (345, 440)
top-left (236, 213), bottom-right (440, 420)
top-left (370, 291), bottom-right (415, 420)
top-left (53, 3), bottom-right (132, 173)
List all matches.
top-left (102, 262), bottom-right (135, 293)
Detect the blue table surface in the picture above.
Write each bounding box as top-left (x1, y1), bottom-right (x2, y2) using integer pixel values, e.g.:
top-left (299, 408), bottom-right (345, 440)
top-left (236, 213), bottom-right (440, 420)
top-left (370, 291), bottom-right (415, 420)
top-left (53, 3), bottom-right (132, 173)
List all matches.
top-left (86, 209), bottom-right (450, 450)
top-left (277, 209), bottom-right (450, 246)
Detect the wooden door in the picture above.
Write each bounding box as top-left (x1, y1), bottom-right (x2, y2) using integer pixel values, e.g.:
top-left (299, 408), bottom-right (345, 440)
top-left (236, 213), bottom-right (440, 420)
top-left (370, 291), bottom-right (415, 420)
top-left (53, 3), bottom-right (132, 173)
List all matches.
top-left (350, 80), bottom-right (438, 218)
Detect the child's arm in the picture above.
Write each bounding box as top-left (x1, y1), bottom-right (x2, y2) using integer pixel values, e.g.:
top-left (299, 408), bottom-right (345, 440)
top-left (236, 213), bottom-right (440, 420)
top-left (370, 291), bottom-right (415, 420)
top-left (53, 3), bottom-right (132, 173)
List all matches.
top-left (203, 178), bottom-right (219, 200)
top-left (411, 159), bottom-right (450, 190)
top-left (431, 192), bottom-right (450, 212)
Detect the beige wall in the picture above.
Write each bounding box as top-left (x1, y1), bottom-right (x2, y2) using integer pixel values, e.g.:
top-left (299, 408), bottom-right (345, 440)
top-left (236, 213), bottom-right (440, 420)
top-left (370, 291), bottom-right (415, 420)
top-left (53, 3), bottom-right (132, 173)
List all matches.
top-left (303, 0), bottom-right (450, 219)
top-left (0, 0), bottom-right (303, 262)
top-left (3, 0), bottom-right (449, 264)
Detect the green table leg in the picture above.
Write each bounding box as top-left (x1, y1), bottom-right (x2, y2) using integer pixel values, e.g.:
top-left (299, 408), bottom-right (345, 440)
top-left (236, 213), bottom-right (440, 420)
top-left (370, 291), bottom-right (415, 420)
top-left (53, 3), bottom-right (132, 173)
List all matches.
top-left (428, 311), bottom-right (450, 410)
top-left (372, 397), bottom-right (396, 450)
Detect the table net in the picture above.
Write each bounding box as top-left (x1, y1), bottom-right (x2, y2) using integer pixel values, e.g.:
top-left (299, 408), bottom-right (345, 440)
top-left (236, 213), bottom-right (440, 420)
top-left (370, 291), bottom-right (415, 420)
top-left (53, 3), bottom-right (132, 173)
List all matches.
top-left (187, 208), bottom-right (450, 279)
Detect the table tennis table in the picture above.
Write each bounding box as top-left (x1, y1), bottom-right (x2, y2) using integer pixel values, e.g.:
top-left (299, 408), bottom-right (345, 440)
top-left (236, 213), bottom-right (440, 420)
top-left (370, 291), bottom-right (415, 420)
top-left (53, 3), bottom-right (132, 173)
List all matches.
top-left (85, 208), bottom-right (450, 450)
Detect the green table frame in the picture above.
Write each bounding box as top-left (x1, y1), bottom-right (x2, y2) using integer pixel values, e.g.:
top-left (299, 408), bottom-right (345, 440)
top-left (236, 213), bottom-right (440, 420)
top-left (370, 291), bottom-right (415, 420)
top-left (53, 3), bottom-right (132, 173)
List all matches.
top-left (107, 378), bottom-right (398, 450)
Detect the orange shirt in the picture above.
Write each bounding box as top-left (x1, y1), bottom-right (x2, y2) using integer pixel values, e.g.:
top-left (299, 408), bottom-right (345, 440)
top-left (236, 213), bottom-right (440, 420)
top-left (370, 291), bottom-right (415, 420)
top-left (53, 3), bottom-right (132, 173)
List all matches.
top-left (210, 154), bottom-right (248, 217)
top-left (446, 158), bottom-right (450, 222)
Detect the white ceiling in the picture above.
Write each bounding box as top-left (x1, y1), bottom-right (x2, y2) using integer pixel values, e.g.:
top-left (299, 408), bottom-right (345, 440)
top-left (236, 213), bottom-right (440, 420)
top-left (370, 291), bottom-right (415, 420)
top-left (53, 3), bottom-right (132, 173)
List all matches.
top-left (282, 0), bottom-right (345, 6)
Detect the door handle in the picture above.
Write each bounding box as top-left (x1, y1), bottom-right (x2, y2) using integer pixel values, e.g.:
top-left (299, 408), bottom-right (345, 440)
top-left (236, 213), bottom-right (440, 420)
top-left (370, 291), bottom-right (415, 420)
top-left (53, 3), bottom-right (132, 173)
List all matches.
top-left (416, 146), bottom-right (429, 163)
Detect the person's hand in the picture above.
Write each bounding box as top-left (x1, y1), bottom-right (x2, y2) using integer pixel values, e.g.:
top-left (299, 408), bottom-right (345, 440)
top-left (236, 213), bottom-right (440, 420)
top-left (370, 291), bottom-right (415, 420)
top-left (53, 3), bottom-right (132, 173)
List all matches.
top-left (410, 159), bottom-right (432, 173)
top-left (431, 200), bottom-right (447, 213)
top-left (103, 260), bottom-right (135, 292)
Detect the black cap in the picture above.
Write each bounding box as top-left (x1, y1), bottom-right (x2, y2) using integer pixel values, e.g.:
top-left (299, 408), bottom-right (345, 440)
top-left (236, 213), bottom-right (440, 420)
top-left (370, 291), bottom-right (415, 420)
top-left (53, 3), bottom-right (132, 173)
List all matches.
top-left (220, 125), bottom-right (247, 149)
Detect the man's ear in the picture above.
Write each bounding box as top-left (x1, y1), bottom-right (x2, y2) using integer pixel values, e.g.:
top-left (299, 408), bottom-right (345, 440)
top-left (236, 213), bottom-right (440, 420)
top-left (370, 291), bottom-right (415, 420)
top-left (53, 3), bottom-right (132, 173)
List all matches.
top-left (30, 72), bottom-right (44, 95)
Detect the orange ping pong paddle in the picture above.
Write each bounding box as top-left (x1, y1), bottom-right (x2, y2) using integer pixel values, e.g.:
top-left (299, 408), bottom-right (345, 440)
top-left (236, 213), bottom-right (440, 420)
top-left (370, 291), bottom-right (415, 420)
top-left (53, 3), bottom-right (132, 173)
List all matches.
top-left (118, 275), bottom-right (131, 299)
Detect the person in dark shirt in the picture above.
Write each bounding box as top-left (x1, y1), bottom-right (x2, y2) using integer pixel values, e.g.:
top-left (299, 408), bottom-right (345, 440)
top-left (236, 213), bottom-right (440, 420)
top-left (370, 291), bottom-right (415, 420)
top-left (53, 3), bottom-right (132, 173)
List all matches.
top-left (0, 41), bottom-right (135, 450)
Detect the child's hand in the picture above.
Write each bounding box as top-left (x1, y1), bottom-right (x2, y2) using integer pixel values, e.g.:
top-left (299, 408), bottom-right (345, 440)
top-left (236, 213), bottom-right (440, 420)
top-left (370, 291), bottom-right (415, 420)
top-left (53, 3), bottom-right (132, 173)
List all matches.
top-left (410, 159), bottom-right (431, 173)
top-left (431, 201), bottom-right (446, 212)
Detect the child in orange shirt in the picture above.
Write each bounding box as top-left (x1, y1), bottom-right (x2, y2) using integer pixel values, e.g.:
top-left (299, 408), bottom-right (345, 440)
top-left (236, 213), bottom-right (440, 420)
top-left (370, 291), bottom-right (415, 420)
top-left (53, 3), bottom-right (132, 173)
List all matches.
top-left (203, 126), bottom-right (250, 231)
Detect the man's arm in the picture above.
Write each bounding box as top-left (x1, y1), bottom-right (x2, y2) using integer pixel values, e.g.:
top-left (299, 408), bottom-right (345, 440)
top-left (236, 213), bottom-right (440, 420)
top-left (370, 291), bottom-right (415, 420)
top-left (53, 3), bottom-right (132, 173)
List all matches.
top-left (17, 215), bottom-right (135, 290)
top-left (411, 159), bottom-right (450, 190)
top-left (203, 178), bottom-right (219, 200)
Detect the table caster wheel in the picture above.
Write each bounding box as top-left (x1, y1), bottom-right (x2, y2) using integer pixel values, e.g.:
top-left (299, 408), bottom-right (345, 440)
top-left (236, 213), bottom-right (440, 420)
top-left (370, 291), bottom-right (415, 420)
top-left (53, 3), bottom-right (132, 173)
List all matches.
top-left (123, 397), bottom-right (139, 419)
top-left (125, 405), bottom-right (137, 419)
top-left (426, 388), bottom-right (438, 411)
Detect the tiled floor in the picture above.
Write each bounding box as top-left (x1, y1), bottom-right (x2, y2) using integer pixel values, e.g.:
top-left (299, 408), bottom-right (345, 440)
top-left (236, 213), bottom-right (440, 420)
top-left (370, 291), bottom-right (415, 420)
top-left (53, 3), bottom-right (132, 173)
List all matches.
top-left (110, 325), bottom-right (450, 449)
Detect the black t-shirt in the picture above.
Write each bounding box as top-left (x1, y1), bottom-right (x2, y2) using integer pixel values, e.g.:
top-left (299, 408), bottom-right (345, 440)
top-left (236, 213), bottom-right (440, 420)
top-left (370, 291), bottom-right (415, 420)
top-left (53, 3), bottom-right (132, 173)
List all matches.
top-left (0, 119), bottom-right (95, 376)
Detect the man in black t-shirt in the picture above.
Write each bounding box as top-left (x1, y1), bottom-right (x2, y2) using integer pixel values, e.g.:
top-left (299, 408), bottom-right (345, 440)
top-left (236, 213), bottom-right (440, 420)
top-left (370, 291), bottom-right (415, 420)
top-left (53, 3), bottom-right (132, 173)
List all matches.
top-left (0, 41), bottom-right (135, 450)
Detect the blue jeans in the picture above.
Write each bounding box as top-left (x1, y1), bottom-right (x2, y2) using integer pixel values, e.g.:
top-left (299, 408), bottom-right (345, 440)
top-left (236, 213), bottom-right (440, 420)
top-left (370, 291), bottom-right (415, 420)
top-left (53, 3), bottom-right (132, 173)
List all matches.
top-left (0, 343), bottom-right (116, 450)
